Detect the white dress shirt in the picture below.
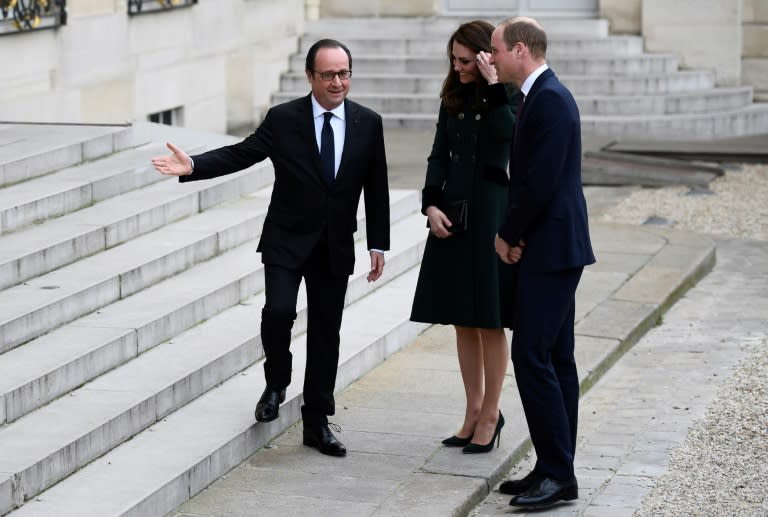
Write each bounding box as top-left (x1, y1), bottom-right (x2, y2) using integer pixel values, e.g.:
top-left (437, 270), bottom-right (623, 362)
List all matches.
top-left (520, 63), bottom-right (550, 98)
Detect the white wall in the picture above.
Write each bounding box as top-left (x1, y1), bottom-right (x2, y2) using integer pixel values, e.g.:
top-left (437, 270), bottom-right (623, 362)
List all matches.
top-left (0, 0), bottom-right (305, 133)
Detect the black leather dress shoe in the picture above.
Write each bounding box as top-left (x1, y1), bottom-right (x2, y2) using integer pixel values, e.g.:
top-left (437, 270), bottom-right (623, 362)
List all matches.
top-left (254, 387), bottom-right (286, 422)
top-left (498, 470), bottom-right (544, 495)
top-left (303, 424), bottom-right (347, 457)
top-left (509, 476), bottom-right (578, 508)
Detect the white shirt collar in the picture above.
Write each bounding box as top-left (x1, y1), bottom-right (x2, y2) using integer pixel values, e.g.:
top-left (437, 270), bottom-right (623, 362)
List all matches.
top-left (311, 95), bottom-right (346, 121)
top-left (520, 63), bottom-right (549, 97)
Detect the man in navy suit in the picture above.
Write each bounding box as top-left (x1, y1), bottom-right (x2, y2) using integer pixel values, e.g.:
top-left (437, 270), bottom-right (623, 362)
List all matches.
top-left (152, 39), bottom-right (390, 457)
top-left (489, 17), bottom-right (595, 507)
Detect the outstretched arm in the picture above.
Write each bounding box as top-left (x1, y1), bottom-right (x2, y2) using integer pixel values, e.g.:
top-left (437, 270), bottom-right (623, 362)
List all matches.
top-left (151, 143), bottom-right (193, 176)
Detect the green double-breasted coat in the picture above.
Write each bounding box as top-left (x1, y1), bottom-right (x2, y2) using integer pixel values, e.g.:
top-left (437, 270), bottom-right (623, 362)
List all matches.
top-left (410, 83), bottom-right (518, 329)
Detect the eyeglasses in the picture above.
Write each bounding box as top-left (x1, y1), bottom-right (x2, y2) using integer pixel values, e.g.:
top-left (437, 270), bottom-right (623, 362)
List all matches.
top-left (314, 70), bottom-right (352, 81)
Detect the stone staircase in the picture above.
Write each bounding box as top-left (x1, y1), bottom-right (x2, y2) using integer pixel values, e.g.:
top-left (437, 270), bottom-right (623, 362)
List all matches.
top-left (272, 16), bottom-right (768, 140)
top-left (0, 122), bottom-right (429, 516)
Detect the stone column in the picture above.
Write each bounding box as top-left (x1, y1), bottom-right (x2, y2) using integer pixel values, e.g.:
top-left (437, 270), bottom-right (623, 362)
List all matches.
top-left (643, 0), bottom-right (742, 86)
top-left (743, 0), bottom-right (768, 100)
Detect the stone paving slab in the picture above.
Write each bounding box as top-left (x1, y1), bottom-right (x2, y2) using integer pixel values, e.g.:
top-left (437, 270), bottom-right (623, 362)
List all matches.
top-left (472, 237), bottom-right (768, 516)
top-left (168, 220), bottom-right (716, 517)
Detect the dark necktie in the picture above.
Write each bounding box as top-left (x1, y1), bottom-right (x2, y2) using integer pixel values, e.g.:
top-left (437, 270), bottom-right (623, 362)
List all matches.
top-left (514, 94), bottom-right (525, 135)
top-left (320, 112), bottom-right (335, 184)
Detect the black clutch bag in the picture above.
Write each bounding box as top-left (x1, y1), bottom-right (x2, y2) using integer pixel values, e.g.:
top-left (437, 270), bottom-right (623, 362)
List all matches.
top-left (427, 199), bottom-right (468, 233)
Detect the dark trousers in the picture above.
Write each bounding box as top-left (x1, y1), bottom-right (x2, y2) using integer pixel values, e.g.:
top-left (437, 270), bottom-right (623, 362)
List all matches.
top-left (511, 267), bottom-right (583, 480)
top-left (260, 238), bottom-right (349, 429)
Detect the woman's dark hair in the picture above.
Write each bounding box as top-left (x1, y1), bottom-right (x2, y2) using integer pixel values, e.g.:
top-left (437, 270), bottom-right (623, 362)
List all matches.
top-left (305, 38), bottom-right (353, 73)
top-left (441, 20), bottom-right (495, 115)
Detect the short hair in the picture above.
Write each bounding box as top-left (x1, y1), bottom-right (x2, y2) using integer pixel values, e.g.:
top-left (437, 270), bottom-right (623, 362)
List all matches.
top-left (305, 38), bottom-right (352, 72)
top-left (500, 17), bottom-right (547, 60)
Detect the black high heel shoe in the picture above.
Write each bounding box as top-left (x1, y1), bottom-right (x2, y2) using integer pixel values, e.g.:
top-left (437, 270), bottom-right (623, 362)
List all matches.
top-left (441, 434), bottom-right (473, 447)
top-left (462, 411), bottom-right (504, 454)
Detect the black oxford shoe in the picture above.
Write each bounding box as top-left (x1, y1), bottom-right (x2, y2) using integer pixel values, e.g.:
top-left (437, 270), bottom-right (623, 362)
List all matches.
top-left (509, 476), bottom-right (578, 508)
top-left (498, 470), bottom-right (545, 495)
top-left (303, 424), bottom-right (347, 457)
top-left (254, 387), bottom-right (286, 422)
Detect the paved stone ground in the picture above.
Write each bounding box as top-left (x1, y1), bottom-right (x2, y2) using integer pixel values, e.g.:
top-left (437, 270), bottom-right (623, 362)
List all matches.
top-left (470, 237), bottom-right (768, 516)
top-left (204, 127), bottom-right (766, 517)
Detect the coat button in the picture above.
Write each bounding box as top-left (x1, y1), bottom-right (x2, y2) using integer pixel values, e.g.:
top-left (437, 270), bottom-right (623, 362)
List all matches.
top-left (475, 114), bottom-right (482, 120)
top-left (458, 112), bottom-right (464, 120)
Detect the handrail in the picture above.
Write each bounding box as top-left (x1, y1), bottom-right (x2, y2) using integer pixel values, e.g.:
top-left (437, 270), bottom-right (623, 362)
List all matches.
top-left (128, 0), bottom-right (197, 16)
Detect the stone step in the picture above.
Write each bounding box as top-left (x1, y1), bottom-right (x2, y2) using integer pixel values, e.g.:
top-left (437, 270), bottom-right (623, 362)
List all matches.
top-left (0, 190), bottom-right (420, 425)
top-left (580, 103), bottom-right (768, 139)
top-left (290, 53), bottom-right (679, 76)
top-left (379, 103), bottom-right (768, 139)
top-left (0, 213), bottom-right (427, 517)
top-left (299, 34), bottom-right (644, 56)
top-left (577, 87), bottom-right (754, 115)
top-left (0, 156), bottom-right (270, 293)
top-left (275, 87), bottom-right (753, 118)
top-left (280, 70), bottom-right (715, 96)
top-left (4, 266), bottom-right (426, 517)
top-left (582, 151), bottom-right (724, 187)
top-left (304, 16), bottom-right (609, 38)
top-left (0, 166), bottom-right (273, 354)
top-left (0, 141), bottom-right (208, 236)
top-left (0, 124), bottom-right (134, 188)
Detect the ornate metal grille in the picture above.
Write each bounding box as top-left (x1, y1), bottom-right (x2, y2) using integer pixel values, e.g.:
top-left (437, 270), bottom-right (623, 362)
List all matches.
top-left (128, 0), bottom-right (197, 16)
top-left (0, 0), bottom-right (66, 35)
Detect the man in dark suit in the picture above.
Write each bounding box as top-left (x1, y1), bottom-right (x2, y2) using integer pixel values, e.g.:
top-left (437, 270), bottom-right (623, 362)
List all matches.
top-left (151, 39), bottom-right (390, 457)
top-left (489, 18), bottom-right (595, 507)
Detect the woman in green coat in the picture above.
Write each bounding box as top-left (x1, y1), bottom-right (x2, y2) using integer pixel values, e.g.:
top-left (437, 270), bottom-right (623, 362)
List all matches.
top-left (410, 20), bottom-right (518, 453)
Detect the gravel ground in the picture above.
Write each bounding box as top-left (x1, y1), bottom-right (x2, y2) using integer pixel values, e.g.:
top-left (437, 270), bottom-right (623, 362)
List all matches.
top-left (633, 336), bottom-right (768, 517)
top-left (599, 163), bottom-right (768, 517)
top-left (598, 163), bottom-right (768, 241)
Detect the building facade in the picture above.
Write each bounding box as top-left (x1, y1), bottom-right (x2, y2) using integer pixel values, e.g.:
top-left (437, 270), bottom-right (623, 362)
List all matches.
top-left (1, 0), bottom-right (765, 132)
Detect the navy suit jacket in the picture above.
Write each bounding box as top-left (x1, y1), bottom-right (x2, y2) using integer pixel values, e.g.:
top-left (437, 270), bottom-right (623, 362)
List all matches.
top-left (180, 94), bottom-right (390, 276)
top-left (498, 68), bottom-right (595, 273)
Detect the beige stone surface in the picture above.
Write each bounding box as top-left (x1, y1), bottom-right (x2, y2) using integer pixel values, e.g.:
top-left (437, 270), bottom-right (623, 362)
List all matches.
top-left (81, 77), bottom-right (133, 124)
top-left (743, 57), bottom-right (768, 93)
top-left (600, 0), bottom-right (641, 35)
top-left (743, 0), bottom-right (768, 22)
top-left (743, 24), bottom-right (768, 57)
top-left (320, 0), bottom-right (438, 17)
top-left (643, 0), bottom-right (742, 86)
top-left (67, 0), bottom-right (117, 17)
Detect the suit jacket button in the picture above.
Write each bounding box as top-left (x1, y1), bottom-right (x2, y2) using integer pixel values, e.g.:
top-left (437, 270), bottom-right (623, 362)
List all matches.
top-left (458, 112), bottom-right (464, 120)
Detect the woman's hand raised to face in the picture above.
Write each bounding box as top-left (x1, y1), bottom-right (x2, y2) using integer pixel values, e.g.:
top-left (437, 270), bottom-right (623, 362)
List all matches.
top-left (475, 51), bottom-right (498, 85)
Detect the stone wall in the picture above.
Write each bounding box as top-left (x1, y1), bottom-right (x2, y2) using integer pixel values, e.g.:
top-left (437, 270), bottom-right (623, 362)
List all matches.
top-left (743, 0), bottom-right (768, 100)
top-left (318, 0), bottom-right (438, 17)
top-left (642, 0), bottom-right (741, 86)
top-left (602, 0), bottom-right (766, 95)
top-left (0, 0), bottom-right (304, 133)
top-left (599, 0), bottom-right (641, 34)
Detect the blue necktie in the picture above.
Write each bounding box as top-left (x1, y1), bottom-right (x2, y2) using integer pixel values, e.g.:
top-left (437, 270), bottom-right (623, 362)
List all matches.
top-left (320, 112), bottom-right (335, 184)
